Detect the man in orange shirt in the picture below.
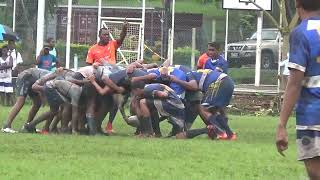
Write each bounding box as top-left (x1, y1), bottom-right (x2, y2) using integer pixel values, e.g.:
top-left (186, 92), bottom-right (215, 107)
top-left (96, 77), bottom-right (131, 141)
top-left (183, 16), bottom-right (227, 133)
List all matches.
top-left (197, 42), bottom-right (223, 69)
top-left (197, 42), bottom-right (212, 69)
top-left (86, 20), bottom-right (128, 65)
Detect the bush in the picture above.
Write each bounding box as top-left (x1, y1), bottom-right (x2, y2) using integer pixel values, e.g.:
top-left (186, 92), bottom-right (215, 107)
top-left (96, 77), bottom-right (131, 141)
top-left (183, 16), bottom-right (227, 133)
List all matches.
top-left (173, 46), bottom-right (200, 67)
top-left (56, 42), bottom-right (89, 67)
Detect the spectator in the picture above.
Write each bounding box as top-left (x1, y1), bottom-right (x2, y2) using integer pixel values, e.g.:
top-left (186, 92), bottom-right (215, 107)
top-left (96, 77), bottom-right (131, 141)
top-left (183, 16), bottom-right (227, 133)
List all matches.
top-left (279, 53), bottom-right (290, 91)
top-left (7, 40), bottom-right (23, 77)
top-left (197, 45), bottom-right (210, 69)
top-left (0, 45), bottom-right (14, 106)
top-left (36, 44), bottom-right (60, 71)
top-left (46, 38), bottom-right (59, 71)
top-left (86, 19), bottom-right (128, 66)
top-left (204, 42), bottom-right (229, 73)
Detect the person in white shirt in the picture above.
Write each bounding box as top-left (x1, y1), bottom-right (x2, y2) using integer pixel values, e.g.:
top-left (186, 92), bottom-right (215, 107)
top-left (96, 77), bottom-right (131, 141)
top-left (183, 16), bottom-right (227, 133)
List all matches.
top-left (279, 53), bottom-right (290, 91)
top-left (7, 40), bottom-right (23, 77)
top-left (0, 45), bottom-right (13, 106)
top-left (46, 38), bottom-right (58, 72)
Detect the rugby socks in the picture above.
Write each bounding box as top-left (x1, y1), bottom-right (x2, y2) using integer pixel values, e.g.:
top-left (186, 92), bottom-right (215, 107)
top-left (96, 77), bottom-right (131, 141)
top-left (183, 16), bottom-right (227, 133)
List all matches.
top-left (185, 128), bottom-right (208, 139)
top-left (208, 115), bottom-right (225, 135)
top-left (108, 107), bottom-right (118, 124)
top-left (86, 114), bottom-right (97, 135)
top-left (141, 117), bottom-right (154, 136)
top-left (216, 115), bottom-right (234, 137)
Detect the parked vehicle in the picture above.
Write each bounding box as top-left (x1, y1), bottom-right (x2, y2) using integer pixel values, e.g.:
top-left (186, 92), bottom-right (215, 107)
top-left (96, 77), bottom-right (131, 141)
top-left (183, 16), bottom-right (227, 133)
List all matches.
top-left (227, 28), bottom-right (281, 69)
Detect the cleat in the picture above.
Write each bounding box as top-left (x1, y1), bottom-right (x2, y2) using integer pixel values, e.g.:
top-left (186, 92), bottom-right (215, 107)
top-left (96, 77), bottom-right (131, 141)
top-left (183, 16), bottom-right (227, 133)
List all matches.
top-left (217, 132), bottom-right (228, 140)
top-left (1, 127), bottom-right (17, 133)
top-left (105, 122), bottom-right (114, 134)
top-left (40, 130), bottom-right (49, 135)
top-left (229, 133), bottom-right (237, 140)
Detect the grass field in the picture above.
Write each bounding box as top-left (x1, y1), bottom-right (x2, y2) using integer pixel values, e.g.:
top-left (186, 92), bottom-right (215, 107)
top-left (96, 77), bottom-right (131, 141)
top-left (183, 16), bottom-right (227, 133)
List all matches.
top-left (0, 105), bottom-right (306, 179)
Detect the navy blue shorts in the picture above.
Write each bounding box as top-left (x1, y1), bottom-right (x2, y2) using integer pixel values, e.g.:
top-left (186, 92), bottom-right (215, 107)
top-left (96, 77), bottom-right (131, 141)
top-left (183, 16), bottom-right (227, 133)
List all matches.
top-left (201, 76), bottom-right (234, 108)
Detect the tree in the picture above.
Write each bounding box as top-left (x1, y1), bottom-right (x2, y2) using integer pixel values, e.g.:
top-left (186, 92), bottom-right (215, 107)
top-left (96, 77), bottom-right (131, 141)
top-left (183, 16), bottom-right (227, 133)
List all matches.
top-left (15, 0), bottom-right (61, 64)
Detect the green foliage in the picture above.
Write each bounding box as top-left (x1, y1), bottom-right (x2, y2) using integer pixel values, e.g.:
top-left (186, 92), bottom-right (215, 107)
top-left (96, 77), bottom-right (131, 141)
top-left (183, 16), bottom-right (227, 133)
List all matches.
top-left (173, 46), bottom-right (200, 66)
top-left (55, 42), bottom-right (89, 67)
top-left (229, 68), bottom-right (278, 85)
top-left (239, 13), bottom-right (256, 39)
top-left (0, 104), bottom-right (306, 179)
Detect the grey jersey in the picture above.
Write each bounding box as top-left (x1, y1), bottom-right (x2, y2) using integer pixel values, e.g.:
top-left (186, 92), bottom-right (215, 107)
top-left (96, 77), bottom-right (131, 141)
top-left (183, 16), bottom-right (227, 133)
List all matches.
top-left (19, 68), bottom-right (50, 80)
top-left (36, 69), bottom-right (76, 85)
top-left (45, 80), bottom-right (82, 106)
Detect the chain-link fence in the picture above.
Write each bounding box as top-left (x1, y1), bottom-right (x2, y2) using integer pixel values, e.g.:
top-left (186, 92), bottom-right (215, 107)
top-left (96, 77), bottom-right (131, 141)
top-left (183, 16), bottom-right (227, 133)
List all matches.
top-left (4, 0), bottom-right (281, 86)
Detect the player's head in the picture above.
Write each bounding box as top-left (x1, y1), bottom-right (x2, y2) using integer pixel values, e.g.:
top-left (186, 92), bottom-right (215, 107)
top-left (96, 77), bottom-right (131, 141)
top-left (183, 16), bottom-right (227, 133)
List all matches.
top-left (99, 27), bottom-right (110, 44)
top-left (207, 42), bottom-right (220, 59)
top-left (296, 0), bottom-right (320, 18)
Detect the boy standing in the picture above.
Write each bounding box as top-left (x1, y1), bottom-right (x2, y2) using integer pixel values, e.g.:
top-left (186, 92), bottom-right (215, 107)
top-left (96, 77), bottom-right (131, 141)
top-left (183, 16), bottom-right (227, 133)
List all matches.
top-left (276, 0), bottom-right (320, 179)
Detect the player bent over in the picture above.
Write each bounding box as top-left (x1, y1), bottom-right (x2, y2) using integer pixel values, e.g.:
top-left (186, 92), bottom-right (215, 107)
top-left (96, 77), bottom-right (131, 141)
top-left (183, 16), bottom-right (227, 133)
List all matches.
top-left (131, 82), bottom-right (185, 138)
top-left (2, 68), bottom-right (50, 133)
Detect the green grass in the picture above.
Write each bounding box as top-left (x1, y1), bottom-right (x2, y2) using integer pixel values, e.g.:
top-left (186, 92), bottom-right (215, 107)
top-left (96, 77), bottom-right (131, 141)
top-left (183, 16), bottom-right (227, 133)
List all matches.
top-left (0, 104), bottom-right (306, 179)
top-left (229, 68), bottom-right (278, 85)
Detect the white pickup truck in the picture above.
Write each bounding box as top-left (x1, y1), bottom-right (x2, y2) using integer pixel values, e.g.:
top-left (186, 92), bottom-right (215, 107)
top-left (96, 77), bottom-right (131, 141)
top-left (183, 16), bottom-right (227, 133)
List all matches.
top-left (227, 28), bottom-right (281, 69)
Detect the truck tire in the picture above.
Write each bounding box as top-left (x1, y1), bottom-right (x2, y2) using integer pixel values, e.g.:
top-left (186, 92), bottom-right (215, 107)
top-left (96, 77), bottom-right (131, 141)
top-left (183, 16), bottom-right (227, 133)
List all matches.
top-left (261, 52), bottom-right (274, 69)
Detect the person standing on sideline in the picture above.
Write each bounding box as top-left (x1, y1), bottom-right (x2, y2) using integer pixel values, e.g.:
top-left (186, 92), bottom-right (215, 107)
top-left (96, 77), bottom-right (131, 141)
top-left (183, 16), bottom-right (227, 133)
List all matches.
top-left (279, 53), bottom-right (290, 91)
top-left (46, 38), bottom-right (59, 72)
top-left (7, 40), bottom-right (23, 76)
top-left (276, 0), bottom-right (320, 179)
top-left (0, 45), bottom-right (13, 106)
top-left (36, 44), bottom-right (60, 71)
top-left (86, 19), bottom-right (128, 66)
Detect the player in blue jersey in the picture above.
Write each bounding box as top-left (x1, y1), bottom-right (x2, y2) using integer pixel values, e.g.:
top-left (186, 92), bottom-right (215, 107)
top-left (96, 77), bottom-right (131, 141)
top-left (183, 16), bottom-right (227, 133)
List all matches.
top-left (130, 66), bottom-right (187, 136)
top-left (168, 65), bottom-right (201, 129)
top-left (191, 69), bottom-right (236, 140)
top-left (131, 81), bottom-right (185, 138)
top-left (276, 0), bottom-right (320, 178)
top-left (131, 66), bottom-right (187, 99)
top-left (203, 42), bottom-right (228, 73)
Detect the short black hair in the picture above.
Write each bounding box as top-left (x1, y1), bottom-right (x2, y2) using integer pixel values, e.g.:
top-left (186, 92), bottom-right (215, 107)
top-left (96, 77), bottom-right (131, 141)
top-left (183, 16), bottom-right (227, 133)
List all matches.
top-left (208, 42), bottom-right (220, 49)
top-left (46, 37), bottom-right (54, 43)
top-left (99, 27), bottom-right (109, 36)
top-left (131, 80), bottom-right (145, 90)
top-left (297, 0), bottom-right (320, 11)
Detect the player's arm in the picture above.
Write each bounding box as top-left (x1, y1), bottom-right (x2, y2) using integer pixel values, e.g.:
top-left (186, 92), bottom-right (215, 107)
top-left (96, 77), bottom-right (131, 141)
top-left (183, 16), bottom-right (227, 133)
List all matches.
top-left (276, 69), bottom-right (304, 156)
top-left (116, 19), bottom-right (128, 46)
top-left (153, 90), bottom-right (168, 99)
top-left (142, 63), bottom-right (158, 69)
top-left (169, 76), bottom-right (198, 91)
top-left (278, 69), bottom-right (304, 128)
top-left (67, 77), bottom-right (90, 85)
top-left (131, 73), bottom-right (157, 83)
top-left (88, 75), bottom-right (112, 95)
top-left (101, 76), bottom-right (125, 94)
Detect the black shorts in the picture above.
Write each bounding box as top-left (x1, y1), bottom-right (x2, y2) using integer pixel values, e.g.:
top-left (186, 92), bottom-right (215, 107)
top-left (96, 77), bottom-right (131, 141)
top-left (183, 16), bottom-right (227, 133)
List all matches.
top-left (44, 86), bottom-right (65, 109)
top-left (15, 73), bottom-right (38, 98)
